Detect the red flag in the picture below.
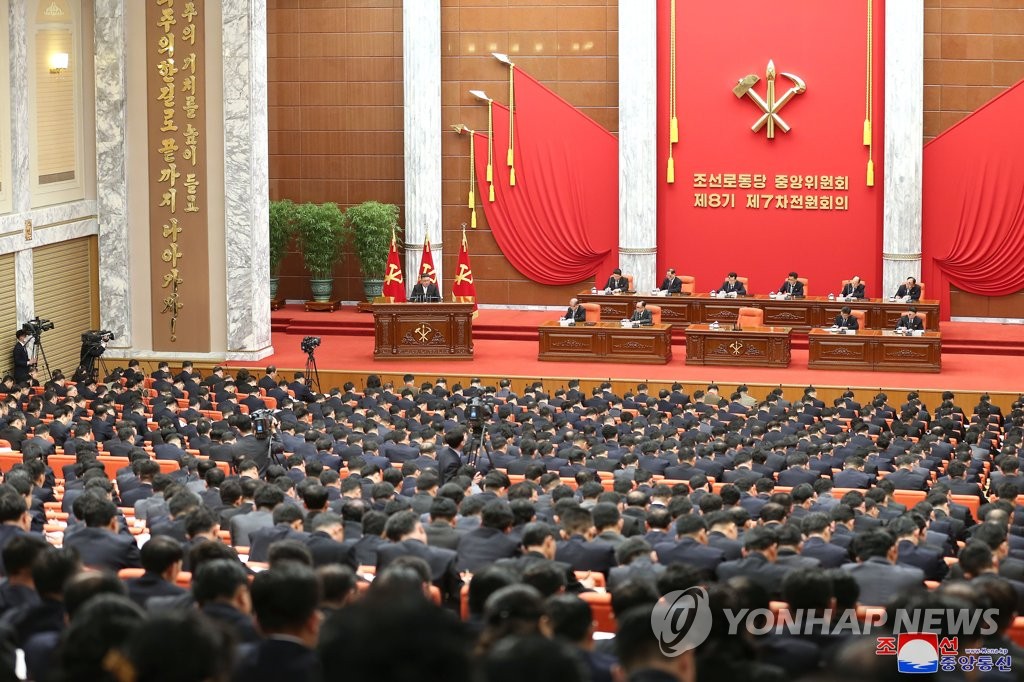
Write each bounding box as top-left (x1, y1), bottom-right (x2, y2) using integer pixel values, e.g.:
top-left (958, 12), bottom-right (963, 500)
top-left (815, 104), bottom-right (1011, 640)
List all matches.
top-left (381, 234), bottom-right (406, 302)
top-left (452, 231), bottom-right (478, 314)
top-left (419, 234), bottom-right (438, 292)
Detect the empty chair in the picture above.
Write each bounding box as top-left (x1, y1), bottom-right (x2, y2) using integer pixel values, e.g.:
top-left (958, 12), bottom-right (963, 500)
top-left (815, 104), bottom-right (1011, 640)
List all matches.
top-left (737, 307), bottom-right (763, 328)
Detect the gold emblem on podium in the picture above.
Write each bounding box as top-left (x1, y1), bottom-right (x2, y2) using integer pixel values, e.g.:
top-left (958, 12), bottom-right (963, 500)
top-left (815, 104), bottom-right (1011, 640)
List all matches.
top-left (729, 340), bottom-right (744, 355)
top-left (414, 324), bottom-right (433, 343)
top-left (733, 60), bottom-right (806, 139)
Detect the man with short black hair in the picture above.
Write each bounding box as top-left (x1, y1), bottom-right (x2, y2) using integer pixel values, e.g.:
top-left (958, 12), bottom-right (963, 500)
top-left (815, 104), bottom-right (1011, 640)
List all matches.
top-left (62, 494), bottom-right (141, 571)
top-left (841, 529), bottom-right (925, 605)
top-left (376, 510), bottom-right (462, 606)
top-left (192, 557), bottom-right (258, 644)
top-left (248, 504), bottom-right (310, 563)
top-left (456, 500), bottom-right (518, 572)
top-left (715, 526), bottom-right (792, 597)
top-left (655, 514), bottom-right (726, 578)
top-left (125, 535), bottom-right (187, 607)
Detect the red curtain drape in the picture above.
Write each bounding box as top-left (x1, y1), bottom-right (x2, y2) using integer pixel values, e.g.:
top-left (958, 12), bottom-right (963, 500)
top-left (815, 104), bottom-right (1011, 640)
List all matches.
top-left (472, 71), bottom-right (617, 286)
top-left (922, 82), bottom-right (1024, 318)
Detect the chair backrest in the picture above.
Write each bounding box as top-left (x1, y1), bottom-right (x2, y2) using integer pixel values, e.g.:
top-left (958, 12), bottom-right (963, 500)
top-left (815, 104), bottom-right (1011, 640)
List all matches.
top-left (680, 275), bottom-right (695, 294)
top-left (918, 282), bottom-right (925, 299)
top-left (581, 303), bottom-right (601, 322)
top-left (737, 306), bottom-right (763, 328)
top-left (625, 274), bottom-right (635, 291)
top-left (647, 305), bottom-right (662, 325)
top-left (914, 311), bottom-right (928, 327)
top-left (737, 276), bottom-right (749, 288)
top-left (851, 310), bottom-right (866, 327)
top-left (797, 277), bottom-right (809, 296)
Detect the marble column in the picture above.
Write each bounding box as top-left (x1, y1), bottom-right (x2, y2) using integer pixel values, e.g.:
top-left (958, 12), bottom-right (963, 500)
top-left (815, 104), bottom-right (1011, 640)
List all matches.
top-left (8, 0), bottom-right (29, 214)
top-left (402, 0), bottom-right (442, 290)
top-left (14, 251), bottom-right (32, 325)
top-left (882, 0), bottom-right (924, 296)
top-left (93, 0), bottom-right (132, 347)
top-left (618, 0), bottom-right (658, 293)
top-left (222, 0), bottom-right (272, 360)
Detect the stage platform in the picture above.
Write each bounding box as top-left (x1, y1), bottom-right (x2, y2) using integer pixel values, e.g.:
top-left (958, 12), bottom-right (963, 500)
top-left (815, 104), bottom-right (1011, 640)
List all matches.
top-left (229, 304), bottom-right (1024, 395)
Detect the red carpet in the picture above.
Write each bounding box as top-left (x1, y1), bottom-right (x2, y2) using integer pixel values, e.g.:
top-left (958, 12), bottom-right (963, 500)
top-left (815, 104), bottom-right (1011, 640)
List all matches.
top-left (235, 306), bottom-right (1024, 393)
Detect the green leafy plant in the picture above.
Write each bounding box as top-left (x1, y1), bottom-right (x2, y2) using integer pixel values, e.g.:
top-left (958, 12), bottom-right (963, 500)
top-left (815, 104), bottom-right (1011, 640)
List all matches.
top-left (295, 202), bottom-right (347, 279)
top-left (344, 201), bottom-right (401, 279)
top-left (268, 199), bottom-right (297, 275)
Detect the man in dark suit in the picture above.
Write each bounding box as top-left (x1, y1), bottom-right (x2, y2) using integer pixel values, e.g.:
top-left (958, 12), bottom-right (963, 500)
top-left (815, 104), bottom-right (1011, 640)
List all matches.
top-left (894, 276), bottom-right (921, 301)
top-left (833, 307), bottom-right (859, 330)
top-left (563, 298), bottom-right (586, 323)
top-left (424, 498), bottom-right (461, 551)
top-left (62, 494), bottom-right (141, 571)
top-left (719, 272), bottom-right (747, 295)
top-left (834, 457), bottom-right (874, 489)
top-left (124, 536), bottom-right (187, 607)
top-left (842, 529), bottom-right (926, 606)
top-left (234, 562), bottom-right (322, 682)
top-left (654, 515), bottom-right (726, 578)
top-left (437, 428), bottom-right (466, 485)
top-left (248, 505), bottom-right (311, 563)
top-left (0, 412), bottom-right (27, 451)
top-left (800, 513), bottom-right (851, 568)
top-left (605, 269), bottom-right (629, 292)
top-left (304, 513), bottom-right (358, 569)
top-left (288, 372), bottom-right (315, 403)
top-left (258, 366), bottom-right (279, 392)
top-left (11, 329), bottom-right (33, 383)
top-left (410, 273), bottom-right (441, 303)
top-left (230, 484), bottom-right (283, 546)
top-left (154, 432), bottom-right (188, 462)
top-left (376, 511), bottom-right (462, 606)
top-left (890, 515), bottom-right (948, 582)
top-left (456, 500), bottom-right (519, 572)
top-left (659, 268), bottom-right (682, 293)
top-left (885, 455), bottom-right (929, 491)
top-left (779, 271), bottom-right (804, 297)
top-left (715, 527), bottom-right (793, 598)
top-left (841, 276), bottom-right (866, 299)
top-left (554, 507), bottom-right (616, 576)
top-left (896, 307), bottom-right (924, 331)
top-left (608, 538), bottom-right (665, 592)
top-left (630, 301), bottom-right (653, 326)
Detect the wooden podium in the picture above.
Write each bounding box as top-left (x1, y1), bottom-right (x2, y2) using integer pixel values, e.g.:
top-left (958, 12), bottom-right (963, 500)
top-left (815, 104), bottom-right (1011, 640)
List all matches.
top-left (370, 303), bottom-right (475, 359)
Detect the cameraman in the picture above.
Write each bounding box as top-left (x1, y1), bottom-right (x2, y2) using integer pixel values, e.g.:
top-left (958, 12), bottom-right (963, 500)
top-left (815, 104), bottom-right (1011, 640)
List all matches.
top-left (11, 329), bottom-right (32, 382)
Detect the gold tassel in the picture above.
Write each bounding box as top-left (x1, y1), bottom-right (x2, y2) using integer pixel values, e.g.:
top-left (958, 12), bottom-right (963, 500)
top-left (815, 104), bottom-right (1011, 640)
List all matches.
top-left (471, 207), bottom-right (477, 228)
top-left (670, 117), bottom-right (679, 144)
top-left (509, 167), bottom-right (516, 186)
top-left (866, 159), bottom-right (875, 187)
top-left (862, 119), bottom-right (872, 146)
top-left (486, 164), bottom-right (492, 182)
top-left (468, 189), bottom-right (475, 210)
top-left (488, 183), bottom-right (495, 202)
top-left (667, 156), bottom-right (675, 184)
top-left (507, 147), bottom-right (514, 166)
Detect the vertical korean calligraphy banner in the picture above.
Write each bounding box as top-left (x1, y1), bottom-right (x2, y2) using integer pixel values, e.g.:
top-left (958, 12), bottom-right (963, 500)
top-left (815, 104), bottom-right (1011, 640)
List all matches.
top-left (657, 0), bottom-right (885, 297)
top-left (146, 0), bottom-right (210, 351)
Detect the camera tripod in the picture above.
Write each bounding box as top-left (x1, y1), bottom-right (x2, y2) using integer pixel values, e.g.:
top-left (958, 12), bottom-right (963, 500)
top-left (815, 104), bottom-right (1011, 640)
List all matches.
top-left (29, 335), bottom-right (51, 382)
top-left (305, 350), bottom-right (322, 394)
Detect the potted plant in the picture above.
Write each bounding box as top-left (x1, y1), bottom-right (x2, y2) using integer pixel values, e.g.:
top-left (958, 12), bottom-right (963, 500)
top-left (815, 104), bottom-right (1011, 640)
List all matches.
top-left (295, 202), bottom-right (347, 302)
top-left (344, 200), bottom-right (401, 301)
top-left (268, 199), bottom-right (296, 299)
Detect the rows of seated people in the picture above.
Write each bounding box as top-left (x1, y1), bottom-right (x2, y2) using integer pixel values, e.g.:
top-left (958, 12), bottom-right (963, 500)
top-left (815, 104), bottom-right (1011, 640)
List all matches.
top-left (0, 364), bottom-right (1021, 681)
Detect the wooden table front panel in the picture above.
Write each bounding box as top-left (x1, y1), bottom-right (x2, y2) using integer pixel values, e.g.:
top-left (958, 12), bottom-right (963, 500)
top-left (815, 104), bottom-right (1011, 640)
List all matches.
top-left (684, 325), bottom-right (792, 367)
top-left (874, 331), bottom-right (942, 373)
top-left (807, 330), bottom-right (877, 370)
top-left (807, 329), bottom-right (941, 372)
top-left (537, 322), bottom-right (672, 364)
top-left (371, 304), bottom-right (475, 359)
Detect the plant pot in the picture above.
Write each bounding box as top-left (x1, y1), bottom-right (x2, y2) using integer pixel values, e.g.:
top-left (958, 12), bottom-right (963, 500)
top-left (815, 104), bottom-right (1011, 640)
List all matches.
top-left (362, 278), bottom-right (384, 301)
top-left (270, 276), bottom-right (279, 299)
top-left (309, 278), bottom-right (334, 302)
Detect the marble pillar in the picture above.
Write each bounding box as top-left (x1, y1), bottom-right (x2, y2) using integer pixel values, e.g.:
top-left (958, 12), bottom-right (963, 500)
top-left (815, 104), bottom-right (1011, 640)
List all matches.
top-left (618, 0), bottom-right (658, 293)
top-left (402, 0), bottom-right (442, 290)
top-left (93, 0), bottom-right (132, 348)
top-left (222, 0), bottom-right (272, 360)
top-left (14, 250), bottom-right (31, 326)
top-left (883, 0), bottom-right (924, 296)
top-left (8, 0), bottom-right (28, 214)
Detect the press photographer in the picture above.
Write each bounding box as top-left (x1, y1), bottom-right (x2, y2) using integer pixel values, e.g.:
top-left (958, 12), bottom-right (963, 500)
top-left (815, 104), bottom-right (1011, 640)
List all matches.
top-left (12, 317), bottom-right (53, 382)
top-left (233, 409), bottom-right (285, 474)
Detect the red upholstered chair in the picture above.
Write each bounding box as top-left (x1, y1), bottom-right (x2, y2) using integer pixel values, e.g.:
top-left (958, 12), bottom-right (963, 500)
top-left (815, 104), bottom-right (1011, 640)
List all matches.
top-left (918, 282), bottom-right (926, 299)
top-left (647, 305), bottom-right (662, 325)
top-left (797, 278), bottom-right (809, 296)
top-left (737, 276), bottom-right (749, 292)
top-left (841, 279), bottom-right (868, 291)
top-left (914, 311), bottom-right (928, 327)
top-left (737, 307), bottom-right (763, 328)
top-left (680, 275), bottom-right (695, 294)
top-left (581, 303), bottom-right (601, 322)
top-left (625, 274), bottom-right (635, 292)
top-left (851, 310), bottom-right (866, 328)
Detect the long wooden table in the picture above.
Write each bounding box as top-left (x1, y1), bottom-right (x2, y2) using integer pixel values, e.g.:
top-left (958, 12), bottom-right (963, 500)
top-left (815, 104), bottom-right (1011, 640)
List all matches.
top-left (576, 291), bottom-right (939, 332)
top-left (370, 303), bottom-right (475, 359)
top-left (537, 321), bottom-right (672, 364)
top-left (807, 329), bottom-right (942, 373)
top-left (684, 324), bottom-right (793, 367)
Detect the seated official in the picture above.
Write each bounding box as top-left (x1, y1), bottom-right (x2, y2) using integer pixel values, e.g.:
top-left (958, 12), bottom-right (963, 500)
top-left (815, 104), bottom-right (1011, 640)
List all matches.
top-left (410, 273), bottom-right (441, 303)
top-left (630, 301), bottom-right (653, 326)
top-left (896, 307), bottom-right (924, 331)
top-left (719, 272), bottom-right (747, 296)
top-left (659, 268), bottom-right (683, 294)
top-left (894, 276), bottom-right (921, 301)
top-left (604, 269), bottom-right (629, 292)
top-left (834, 306), bottom-right (859, 330)
top-left (778, 272), bottom-right (804, 298)
top-left (564, 298), bottom-right (586, 323)
top-left (841, 276), bottom-right (866, 299)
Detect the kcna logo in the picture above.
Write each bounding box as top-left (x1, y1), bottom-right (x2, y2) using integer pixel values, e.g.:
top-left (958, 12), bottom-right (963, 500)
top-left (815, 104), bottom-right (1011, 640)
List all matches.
top-left (650, 587), bottom-right (713, 657)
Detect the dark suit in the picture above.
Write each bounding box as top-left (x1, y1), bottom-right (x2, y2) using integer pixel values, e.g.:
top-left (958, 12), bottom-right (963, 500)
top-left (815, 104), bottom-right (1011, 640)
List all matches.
top-left (834, 469), bottom-right (874, 489)
top-left (425, 521), bottom-right (461, 551)
top-left (410, 282), bottom-right (441, 303)
top-left (62, 527), bottom-right (141, 571)
top-left (605, 275), bottom-right (629, 291)
top-left (654, 537), bottom-right (725, 577)
top-left (233, 638), bottom-right (320, 682)
top-left (884, 468), bottom-right (929, 491)
top-left (833, 314), bottom-right (859, 330)
top-left (125, 572), bottom-right (187, 608)
top-left (305, 532), bottom-right (358, 569)
top-left (456, 526), bottom-right (519, 572)
top-left (895, 284), bottom-right (921, 301)
top-left (437, 447), bottom-right (463, 485)
top-left (12, 340), bottom-right (31, 382)
top-left (230, 509), bottom-right (274, 546)
top-left (564, 306), bottom-right (586, 322)
top-left (555, 535), bottom-right (616, 576)
top-left (841, 283), bottom-right (866, 299)
top-left (248, 525), bottom-right (311, 562)
top-left (630, 309), bottom-right (653, 325)
top-left (800, 536), bottom-right (850, 568)
top-left (608, 556), bottom-right (666, 592)
top-left (779, 280), bottom-right (804, 297)
top-left (842, 556), bottom-right (925, 606)
top-left (715, 552), bottom-right (791, 597)
top-left (720, 279), bottom-right (747, 296)
top-left (896, 540), bottom-right (948, 581)
top-left (660, 277), bottom-right (682, 294)
top-left (896, 315), bottom-right (924, 331)
top-left (376, 538), bottom-right (462, 604)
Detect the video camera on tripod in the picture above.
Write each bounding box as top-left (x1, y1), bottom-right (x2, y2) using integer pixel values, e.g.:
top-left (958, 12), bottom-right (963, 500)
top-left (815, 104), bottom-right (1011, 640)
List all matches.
top-left (466, 396), bottom-right (492, 430)
top-left (251, 408), bottom-right (278, 441)
top-left (300, 336), bottom-right (321, 355)
top-left (22, 317), bottom-right (54, 338)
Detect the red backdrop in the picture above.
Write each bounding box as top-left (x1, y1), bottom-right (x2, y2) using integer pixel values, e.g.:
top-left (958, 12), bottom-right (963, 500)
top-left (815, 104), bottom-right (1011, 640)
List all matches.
top-left (921, 82), bottom-right (1024, 319)
top-left (656, 0), bottom-right (885, 297)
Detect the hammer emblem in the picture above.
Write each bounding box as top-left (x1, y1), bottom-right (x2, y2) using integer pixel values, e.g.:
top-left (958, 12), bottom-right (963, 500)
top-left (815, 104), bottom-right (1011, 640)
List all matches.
top-left (733, 60), bottom-right (806, 140)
